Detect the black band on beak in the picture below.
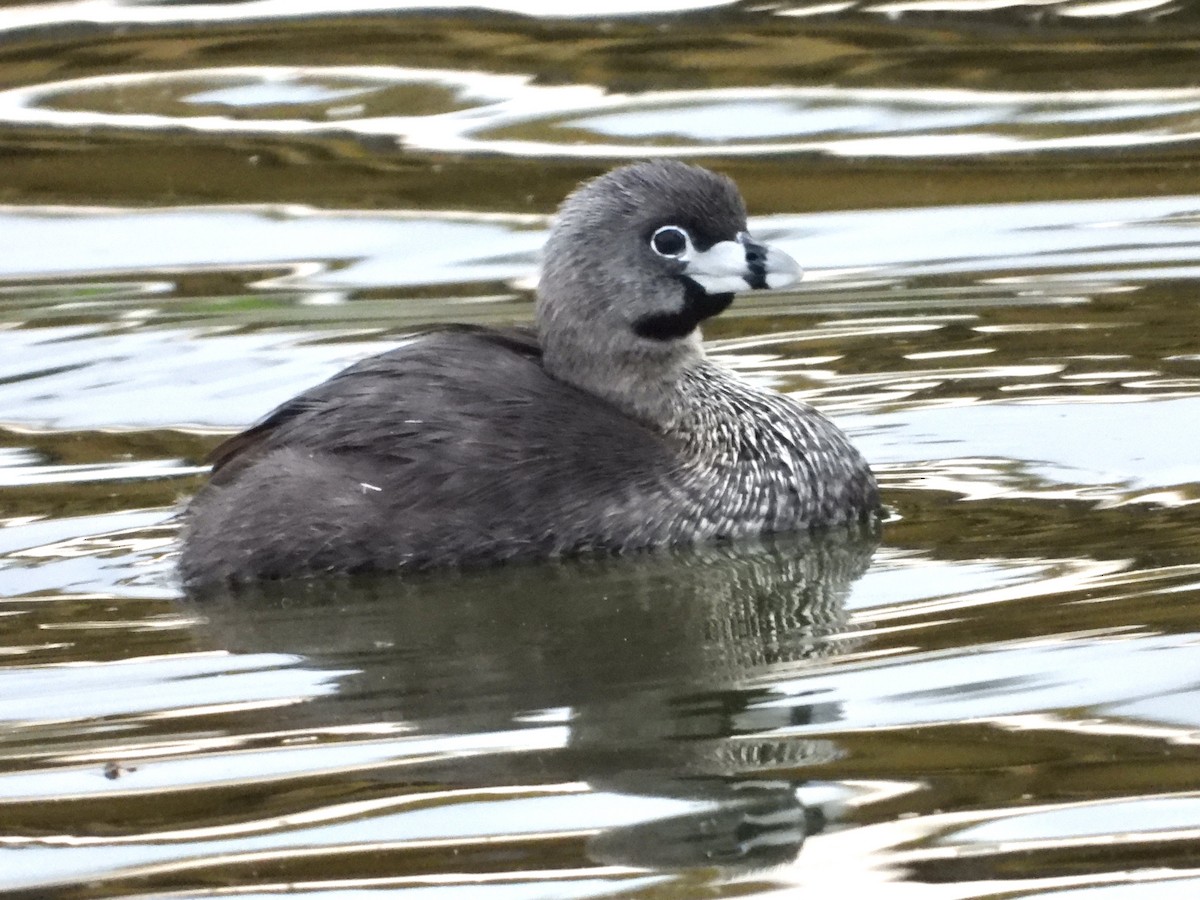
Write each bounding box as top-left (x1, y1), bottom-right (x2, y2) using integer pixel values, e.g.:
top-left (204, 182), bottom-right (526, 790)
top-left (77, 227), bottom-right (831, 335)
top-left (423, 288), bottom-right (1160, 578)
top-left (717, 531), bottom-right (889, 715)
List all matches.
top-left (742, 238), bottom-right (769, 290)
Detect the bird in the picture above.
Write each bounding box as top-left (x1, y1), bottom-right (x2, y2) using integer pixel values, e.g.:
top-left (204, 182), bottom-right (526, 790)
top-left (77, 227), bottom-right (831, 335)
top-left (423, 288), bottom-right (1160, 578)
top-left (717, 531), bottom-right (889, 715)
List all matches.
top-left (178, 160), bottom-right (879, 588)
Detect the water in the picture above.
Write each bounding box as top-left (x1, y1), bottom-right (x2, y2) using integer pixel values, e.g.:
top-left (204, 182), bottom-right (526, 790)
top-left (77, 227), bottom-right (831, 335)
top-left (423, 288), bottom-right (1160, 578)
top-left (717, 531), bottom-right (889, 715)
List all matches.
top-left (3, 1), bottom-right (1200, 897)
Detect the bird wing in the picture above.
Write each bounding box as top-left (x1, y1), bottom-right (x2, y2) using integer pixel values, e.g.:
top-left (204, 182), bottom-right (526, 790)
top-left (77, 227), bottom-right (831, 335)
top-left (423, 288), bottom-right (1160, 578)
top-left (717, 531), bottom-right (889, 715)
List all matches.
top-left (205, 326), bottom-right (536, 480)
top-left (204, 324), bottom-right (672, 494)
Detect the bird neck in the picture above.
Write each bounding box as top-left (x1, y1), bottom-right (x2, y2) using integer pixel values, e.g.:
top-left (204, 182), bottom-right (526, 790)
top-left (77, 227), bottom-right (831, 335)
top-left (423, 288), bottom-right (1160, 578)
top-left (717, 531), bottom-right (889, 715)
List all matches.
top-left (540, 328), bottom-right (707, 432)
top-left (540, 330), bottom-right (791, 460)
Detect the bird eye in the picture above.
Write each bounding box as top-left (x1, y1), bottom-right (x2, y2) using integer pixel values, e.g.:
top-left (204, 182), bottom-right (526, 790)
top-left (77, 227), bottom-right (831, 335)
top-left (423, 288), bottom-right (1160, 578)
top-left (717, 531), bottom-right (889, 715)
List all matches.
top-left (650, 225), bottom-right (689, 258)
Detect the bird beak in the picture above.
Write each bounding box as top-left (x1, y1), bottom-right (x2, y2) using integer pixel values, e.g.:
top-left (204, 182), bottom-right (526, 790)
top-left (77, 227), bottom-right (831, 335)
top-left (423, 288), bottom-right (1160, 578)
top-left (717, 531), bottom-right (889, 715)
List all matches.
top-left (683, 233), bottom-right (803, 294)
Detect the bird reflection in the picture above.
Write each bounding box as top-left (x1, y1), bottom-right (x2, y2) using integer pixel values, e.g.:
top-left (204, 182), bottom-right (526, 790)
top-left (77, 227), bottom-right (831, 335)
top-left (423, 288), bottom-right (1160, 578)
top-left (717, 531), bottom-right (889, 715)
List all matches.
top-left (189, 526), bottom-right (878, 874)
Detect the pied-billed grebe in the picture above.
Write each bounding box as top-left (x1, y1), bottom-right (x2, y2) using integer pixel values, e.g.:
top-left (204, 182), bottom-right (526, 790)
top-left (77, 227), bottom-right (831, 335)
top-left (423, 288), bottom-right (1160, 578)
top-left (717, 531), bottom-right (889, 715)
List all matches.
top-left (179, 161), bottom-right (879, 587)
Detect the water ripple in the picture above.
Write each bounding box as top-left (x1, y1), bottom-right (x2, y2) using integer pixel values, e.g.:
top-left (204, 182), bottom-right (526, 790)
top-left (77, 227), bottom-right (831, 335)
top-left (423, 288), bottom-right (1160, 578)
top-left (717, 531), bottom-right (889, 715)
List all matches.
top-left (6, 65), bottom-right (1200, 159)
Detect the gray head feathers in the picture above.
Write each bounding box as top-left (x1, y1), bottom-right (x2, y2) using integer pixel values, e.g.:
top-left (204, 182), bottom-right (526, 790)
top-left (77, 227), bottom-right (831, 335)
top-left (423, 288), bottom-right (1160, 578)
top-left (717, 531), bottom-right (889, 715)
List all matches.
top-left (537, 160), bottom-right (800, 427)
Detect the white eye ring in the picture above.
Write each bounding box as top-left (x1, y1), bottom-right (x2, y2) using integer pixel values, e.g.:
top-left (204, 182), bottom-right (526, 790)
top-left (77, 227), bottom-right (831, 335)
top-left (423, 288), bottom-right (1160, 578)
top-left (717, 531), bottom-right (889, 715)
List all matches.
top-left (650, 225), bottom-right (691, 259)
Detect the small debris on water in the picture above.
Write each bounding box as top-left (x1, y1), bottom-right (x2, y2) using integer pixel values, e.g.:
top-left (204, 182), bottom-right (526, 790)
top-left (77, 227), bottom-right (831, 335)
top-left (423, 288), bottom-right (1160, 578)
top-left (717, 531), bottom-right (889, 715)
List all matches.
top-left (103, 761), bottom-right (138, 780)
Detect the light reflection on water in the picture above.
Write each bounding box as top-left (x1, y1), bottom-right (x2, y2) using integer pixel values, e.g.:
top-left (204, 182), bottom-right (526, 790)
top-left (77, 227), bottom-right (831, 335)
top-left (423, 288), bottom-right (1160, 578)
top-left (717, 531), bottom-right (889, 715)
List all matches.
top-left (0, 0), bottom-right (1186, 32)
top-left (10, 67), bottom-right (1200, 158)
top-left (6, 193), bottom-right (1200, 294)
top-left (2, 0), bottom-right (1200, 897)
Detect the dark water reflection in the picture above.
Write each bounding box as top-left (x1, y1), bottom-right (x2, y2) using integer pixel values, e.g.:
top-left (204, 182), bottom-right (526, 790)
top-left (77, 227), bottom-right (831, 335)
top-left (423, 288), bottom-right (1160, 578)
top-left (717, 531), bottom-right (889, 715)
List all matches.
top-left (3, 0), bottom-right (1200, 897)
top-left (4, 534), bottom-right (874, 894)
top-left (196, 536), bottom-right (873, 873)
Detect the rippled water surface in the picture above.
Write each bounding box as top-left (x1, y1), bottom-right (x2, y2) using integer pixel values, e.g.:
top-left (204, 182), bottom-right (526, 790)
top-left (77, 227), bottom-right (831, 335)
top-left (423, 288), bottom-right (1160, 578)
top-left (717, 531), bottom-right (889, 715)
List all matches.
top-left (3, 1), bottom-right (1200, 897)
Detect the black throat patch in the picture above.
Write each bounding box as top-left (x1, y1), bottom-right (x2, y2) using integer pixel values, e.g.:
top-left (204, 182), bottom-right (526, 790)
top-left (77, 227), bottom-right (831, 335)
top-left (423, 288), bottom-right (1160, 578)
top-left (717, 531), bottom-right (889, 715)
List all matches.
top-left (633, 278), bottom-right (734, 341)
